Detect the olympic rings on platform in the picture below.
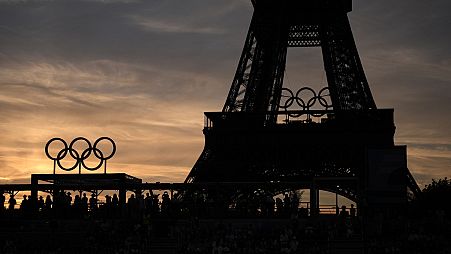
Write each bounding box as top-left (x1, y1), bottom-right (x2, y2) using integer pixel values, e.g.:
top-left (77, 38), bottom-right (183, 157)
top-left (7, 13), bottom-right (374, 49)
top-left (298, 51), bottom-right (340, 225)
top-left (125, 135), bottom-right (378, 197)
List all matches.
top-left (45, 137), bottom-right (116, 172)
top-left (279, 87), bottom-right (333, 112)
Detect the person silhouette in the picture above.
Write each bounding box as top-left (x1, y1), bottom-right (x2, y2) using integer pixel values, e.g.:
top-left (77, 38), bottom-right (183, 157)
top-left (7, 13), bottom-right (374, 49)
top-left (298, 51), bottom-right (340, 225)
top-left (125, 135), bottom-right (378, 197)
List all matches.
top-left (276, 197), bottom-right (283, 216)
top-left (340, 205), bottom-right (349, 217)
top-left (128, 194), bottom-right (136, 207)
top-left (44, 195), bottom-right (52, 210)
top-left (161, 191), bottom-right (170, 213)
top-left (111, 193), bottom-right (119, 216)
top-left (38, 196), bottom-right (44, 211)
top-left (112, 193), bottom-right (119, 207)
top-left (105, 194), bottom-right (112, 206)
top-left (8, 195), bottom-right (16, 210)
top-left (152, 194), bottom-right (160, 214)
top-left (89, 194), bottom-right (97, 211)
top-left (81, 193), bottom-right (88, 212)
top-left (103, 194), bottom-right (112, 217)
top-left (20, 195), bottom-right (28, 211)
top-left (350, 204), bottom-right (356, 217)
top-left (73, 194), bottom-right (81, 214)
top-left (283, 193), bottom-right (290, 214)
top-left (0, 192), bottom-right (5, 212)
top-left (127, 194), bottom-right (138, 218)
top-left (144, 192), bottom-right (154, 215)
top-left (136, 193), bottom-right (144, 212)
top-left (66, 192), bottom-right (72, 207)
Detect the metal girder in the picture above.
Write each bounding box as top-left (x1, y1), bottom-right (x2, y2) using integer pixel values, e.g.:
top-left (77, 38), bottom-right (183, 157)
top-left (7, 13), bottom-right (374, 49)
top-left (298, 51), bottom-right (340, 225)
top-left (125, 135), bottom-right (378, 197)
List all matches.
top-left (288, 25), bottom-right (321, 47)
top-left (320, 15), bottom-right (376, 110)
top-left (223, 1), bottom-right (376, 115)
top-left (223, 3), bottom-right (288, 115)
top-left (406, 168), bottom-right (421, 198)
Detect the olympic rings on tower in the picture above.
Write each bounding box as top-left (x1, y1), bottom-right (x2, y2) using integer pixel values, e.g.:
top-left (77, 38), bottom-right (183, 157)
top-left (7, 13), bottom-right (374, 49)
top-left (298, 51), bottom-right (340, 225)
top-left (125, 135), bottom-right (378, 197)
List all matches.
top-left (45, 137), bottom-right (116, 173)
top-left (279, 86), bottom-right (333, 111)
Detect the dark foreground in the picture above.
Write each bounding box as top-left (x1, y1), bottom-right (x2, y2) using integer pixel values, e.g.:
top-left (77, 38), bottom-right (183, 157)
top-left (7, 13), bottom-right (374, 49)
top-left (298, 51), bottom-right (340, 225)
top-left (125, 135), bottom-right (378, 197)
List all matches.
top-left (0, 210), bottom-right (449, 254)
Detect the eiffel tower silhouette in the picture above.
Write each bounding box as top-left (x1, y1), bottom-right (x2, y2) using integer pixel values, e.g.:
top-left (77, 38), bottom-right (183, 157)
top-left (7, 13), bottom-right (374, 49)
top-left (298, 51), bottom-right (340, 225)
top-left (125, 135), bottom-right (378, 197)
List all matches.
top-left (186, 0), bottom-right (419, 212)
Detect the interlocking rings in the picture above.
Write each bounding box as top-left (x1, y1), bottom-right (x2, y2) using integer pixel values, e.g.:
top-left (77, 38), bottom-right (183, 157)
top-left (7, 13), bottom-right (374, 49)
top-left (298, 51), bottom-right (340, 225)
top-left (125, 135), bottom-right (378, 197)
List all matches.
top-left (279, 86), bottom-right (333, 112)
top-left (45, 137), bottom-right (116, 173)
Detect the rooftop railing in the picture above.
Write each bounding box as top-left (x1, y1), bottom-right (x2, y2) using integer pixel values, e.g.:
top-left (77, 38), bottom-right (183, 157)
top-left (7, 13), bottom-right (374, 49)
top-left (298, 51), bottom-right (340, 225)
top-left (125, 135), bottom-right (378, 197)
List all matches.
top-left (204, 109), bottom-right (394, 129)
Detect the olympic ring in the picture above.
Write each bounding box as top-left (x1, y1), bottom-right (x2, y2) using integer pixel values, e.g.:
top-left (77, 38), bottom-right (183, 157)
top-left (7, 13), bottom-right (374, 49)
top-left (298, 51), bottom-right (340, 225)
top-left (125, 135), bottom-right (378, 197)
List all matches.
top-left (45, 137), bottom-right (116, 173)
top-left (296, 87), bottom-right (317, 110)
top-left (280, 88), bottom-right (295, 109)
top-left (279, 86), bottom-right (333, 113)
top-left (45, 138), bottom-right (68, 160)
top-left (318, 87), bottom-right (332, 109)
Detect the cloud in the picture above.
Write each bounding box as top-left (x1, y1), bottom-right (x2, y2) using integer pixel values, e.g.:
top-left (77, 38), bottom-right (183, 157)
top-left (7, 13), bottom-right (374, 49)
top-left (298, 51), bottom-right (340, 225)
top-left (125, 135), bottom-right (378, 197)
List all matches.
top-left (0, 59), bottom-right (214, 182)
top-left (128, 15), bottom-right (225, 35)
top-left (0, 59), bottom-right (225, 102)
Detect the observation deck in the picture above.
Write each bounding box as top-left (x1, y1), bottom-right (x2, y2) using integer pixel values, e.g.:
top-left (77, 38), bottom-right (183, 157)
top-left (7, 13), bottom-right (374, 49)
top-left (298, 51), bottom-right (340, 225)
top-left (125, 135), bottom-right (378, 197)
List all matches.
top-left (204, 109), bottom-right (396, 147)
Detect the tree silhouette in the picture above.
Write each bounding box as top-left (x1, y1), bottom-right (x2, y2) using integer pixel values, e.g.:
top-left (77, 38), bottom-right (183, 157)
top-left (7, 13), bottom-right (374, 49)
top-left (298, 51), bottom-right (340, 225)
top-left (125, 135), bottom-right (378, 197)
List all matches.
top-left (415, 178), bottom-right (451, 217)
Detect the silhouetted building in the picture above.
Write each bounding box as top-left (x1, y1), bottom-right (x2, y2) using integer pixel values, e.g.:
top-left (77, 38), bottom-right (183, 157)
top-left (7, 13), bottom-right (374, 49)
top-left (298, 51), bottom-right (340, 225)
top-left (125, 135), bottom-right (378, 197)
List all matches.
top-left (185, 0), bottom-right (419, 217)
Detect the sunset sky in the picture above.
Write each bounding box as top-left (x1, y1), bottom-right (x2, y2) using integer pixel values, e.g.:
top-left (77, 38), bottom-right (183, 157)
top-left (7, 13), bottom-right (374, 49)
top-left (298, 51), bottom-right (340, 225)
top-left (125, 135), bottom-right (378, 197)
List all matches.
top-left (0, 0), bottom-right (450, 187)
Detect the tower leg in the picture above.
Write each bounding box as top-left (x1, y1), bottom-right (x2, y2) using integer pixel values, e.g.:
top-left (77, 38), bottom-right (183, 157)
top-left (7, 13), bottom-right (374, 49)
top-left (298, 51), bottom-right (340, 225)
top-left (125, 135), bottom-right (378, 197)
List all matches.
top-left (310, 186), bottom-right (319, 216)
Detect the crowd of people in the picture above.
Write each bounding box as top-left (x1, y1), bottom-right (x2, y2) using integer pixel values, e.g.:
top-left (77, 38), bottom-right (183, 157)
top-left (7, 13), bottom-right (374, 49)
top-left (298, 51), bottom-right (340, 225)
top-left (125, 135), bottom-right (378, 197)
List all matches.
top-left (0, 190), bottom-right (364, 253)
top-left (0, 190), bottom-right (173, 218)
top-left (174, 216), bottom-right (362, 254)
top-left (0, 190), bottom-right (330, 219)
top-left (1, 189), bottom-right (449, 254)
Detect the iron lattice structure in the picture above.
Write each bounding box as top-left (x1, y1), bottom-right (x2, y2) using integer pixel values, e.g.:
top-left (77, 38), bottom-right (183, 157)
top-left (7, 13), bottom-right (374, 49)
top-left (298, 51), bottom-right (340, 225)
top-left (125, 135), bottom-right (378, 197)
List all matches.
top-left (186, 0), bottom-right (417, 206)
top-left (223, 0), bottom-right (375, 116)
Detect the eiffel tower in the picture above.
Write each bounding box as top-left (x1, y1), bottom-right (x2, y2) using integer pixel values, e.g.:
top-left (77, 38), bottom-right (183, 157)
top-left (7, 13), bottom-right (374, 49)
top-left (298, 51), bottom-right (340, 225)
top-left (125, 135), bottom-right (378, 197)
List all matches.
top-left (185, 0), bottom-right (419, 212)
